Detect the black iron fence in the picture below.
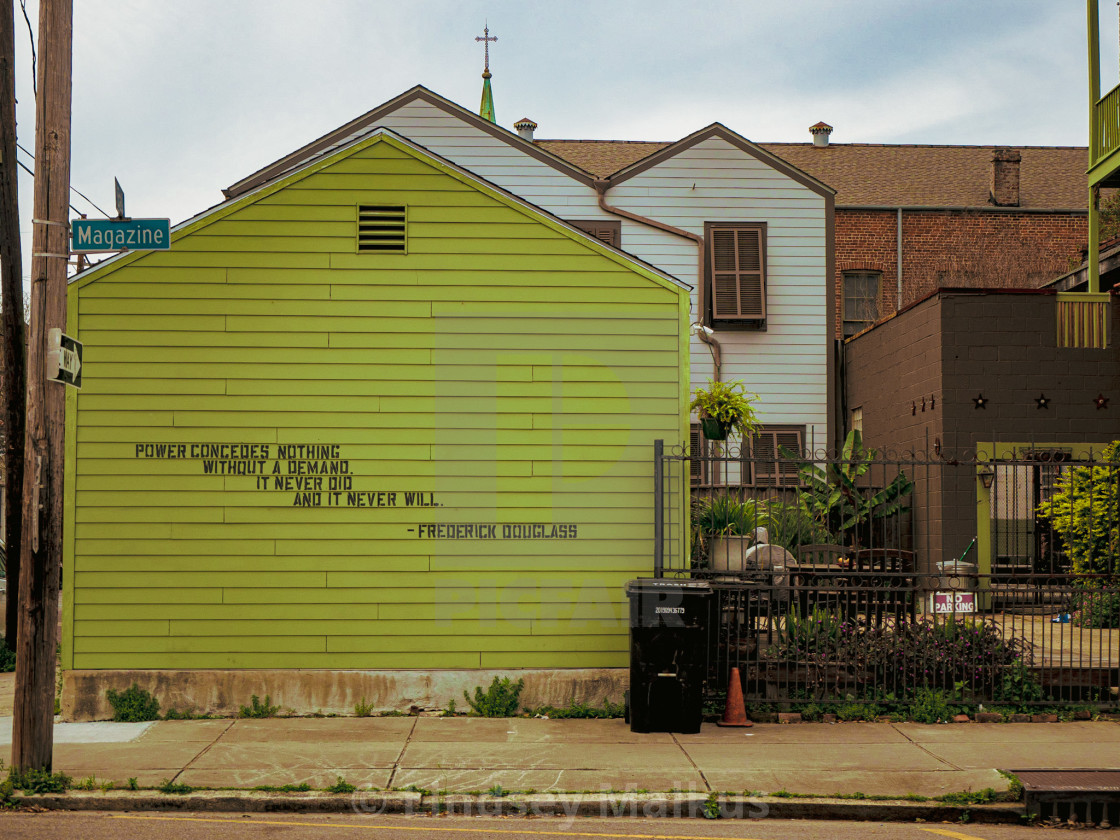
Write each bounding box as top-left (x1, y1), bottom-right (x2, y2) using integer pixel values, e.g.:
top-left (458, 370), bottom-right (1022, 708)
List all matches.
top-left (652, 439), bottom-right (1120, 708)
top-left (691, 570), bottom-right (1119, 710)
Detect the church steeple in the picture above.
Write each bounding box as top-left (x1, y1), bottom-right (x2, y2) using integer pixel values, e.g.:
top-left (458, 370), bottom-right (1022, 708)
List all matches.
top-left (475, 24), bottom-right (497, 124)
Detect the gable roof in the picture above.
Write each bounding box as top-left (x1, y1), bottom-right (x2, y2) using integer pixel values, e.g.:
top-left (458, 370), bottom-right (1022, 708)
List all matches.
top-left (73, 127), bottom-right (689, 294)
top-left (603, 123), bottom-right (834, 199)
top-left (224, 87), bottom-right (836, 204)
top-left (538, 140), bottom-right (1088, 211)
top-left (224, 85), bottom-right (598, 198)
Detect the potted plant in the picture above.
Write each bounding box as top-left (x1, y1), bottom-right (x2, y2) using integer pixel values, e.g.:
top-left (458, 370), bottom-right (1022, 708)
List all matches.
top-left (694, 493), bottom-right (761, 573)
top-left (689, 379), bottom-right (761, 441)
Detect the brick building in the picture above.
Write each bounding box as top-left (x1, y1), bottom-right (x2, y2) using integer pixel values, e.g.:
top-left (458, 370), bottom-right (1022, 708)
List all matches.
top-left (540, 132), bottom-right (1088, 339)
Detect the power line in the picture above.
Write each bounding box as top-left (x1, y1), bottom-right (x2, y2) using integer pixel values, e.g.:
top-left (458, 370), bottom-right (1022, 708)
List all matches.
top-left (15, 142), bottom-right (112, 218)
top-left (14, 155), bottom-right (90, 217)
top-left (18, 0), bottom-right (35, 96)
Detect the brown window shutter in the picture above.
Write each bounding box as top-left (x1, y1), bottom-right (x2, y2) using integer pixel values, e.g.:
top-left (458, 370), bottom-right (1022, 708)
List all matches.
top-left (709, 225), bottom-right (765, 321)
top-left (690, 424), bottom-right (703, 486)
top-left (751, 427), bottom-right (804, 486)
top-left (689, 423), bottom-right (722, 486)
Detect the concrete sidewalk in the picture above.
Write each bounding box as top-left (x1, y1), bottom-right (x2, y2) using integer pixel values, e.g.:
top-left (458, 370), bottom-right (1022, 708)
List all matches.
top-left (1, 712), bottom-right (1117, 801)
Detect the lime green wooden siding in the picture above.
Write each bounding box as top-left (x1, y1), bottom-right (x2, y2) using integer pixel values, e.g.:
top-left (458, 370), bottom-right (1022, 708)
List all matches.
top-left (64, 134), bottom-right (688, 671)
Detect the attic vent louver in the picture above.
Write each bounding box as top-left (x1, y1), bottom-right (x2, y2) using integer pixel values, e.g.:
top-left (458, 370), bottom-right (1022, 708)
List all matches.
top-left (357, 205), bottom-right (407, 253)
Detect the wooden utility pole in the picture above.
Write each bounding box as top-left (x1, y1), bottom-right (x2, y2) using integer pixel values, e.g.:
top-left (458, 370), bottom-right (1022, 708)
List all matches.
top-left (12, 0), bottom-right (72, 772)
top-left (1, 0), bottom-right (28, 649)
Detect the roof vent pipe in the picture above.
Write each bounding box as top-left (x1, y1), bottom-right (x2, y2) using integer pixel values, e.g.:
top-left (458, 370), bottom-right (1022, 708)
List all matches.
top-left (514, 118), bottom-right (537, 142)
top-left (810, 121), bottom-right (833, 147)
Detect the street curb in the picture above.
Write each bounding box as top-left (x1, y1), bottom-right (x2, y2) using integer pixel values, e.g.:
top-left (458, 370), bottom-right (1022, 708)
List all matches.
top-left (11, 790), bottom-right (1026, 823)
top-left (16, 790), bottom-right (422, 813)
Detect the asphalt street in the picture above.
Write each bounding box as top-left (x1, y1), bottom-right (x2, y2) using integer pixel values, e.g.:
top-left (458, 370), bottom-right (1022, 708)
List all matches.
top-left (0, 812), bottom-right (1067, 840)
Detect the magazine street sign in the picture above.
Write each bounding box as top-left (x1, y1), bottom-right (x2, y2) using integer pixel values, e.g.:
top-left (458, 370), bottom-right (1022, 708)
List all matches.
top-left (71, 217), bottom-right (171, 253)
top-left (47, 328), bottom-right (83, 389)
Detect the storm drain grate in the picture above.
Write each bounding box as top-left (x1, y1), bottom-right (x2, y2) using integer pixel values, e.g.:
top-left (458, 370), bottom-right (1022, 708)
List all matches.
top-left (1013, 769), bottom-right (1120, 827)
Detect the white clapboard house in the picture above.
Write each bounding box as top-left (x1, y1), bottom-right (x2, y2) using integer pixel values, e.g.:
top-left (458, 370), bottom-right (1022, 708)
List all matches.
top-left (226, 86), bottom-right (836, 469)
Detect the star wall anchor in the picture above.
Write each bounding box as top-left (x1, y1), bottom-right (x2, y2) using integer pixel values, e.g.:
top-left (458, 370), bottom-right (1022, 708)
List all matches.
top-left (972, 394), bottom-right (988, 409)
top-left (1095, 393), bottom-right (1110, 410)
top-left (1035, 394), bottom-right (1050, 409)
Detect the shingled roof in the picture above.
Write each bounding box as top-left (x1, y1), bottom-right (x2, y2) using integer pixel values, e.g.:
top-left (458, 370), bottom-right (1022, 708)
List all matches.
top-left (536, 140), bottom-right (1088, 211)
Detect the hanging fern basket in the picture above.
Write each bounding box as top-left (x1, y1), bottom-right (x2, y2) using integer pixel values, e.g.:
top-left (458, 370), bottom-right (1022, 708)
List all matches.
top-left (701, 416), bottom-right (732, 441)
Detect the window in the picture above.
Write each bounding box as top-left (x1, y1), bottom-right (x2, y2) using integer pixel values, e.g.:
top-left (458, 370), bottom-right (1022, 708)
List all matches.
top-left (850, 406), bottom-right (863, 435)
top-left (568, 220), bottom-right (621, 249)
top-left (357, 205), bottom-right (407, 253)
top-left (705, 222), bottom-right (766, 327)
top-left (689, 423), bottom-right (722, 487)
top-left (748, 426), bottom-right (804, 487)
top-left (843, 271), bottom-right (880, 337)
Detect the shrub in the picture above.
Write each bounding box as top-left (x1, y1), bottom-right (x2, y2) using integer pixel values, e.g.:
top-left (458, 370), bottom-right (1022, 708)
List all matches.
top-left (759, 499), bottom-right (831, 551)
top-left (702, 792), bottom-right (722, 819)
top-left (106, 684), bottom-right (161, 722)
top-left (993, 660), bottom-right (1046, 710)
top-left (528, 699), bottom-right (624, 719)
top-left (354, 696), bottom-right (375, 717)
top-left (908, 688), bottom-right (962, 724)
top-left (836, 702), bottom-right (881, 721)
top-left (791, 702), bottom-right (834, 721)
top-left (464, 676), bottom-right (524, 717)
top-left (239, 694), bottom-right (280, 719)
top-left (1073, 586), bottom-right (1120, 629)
top-left (770, 615), bottom-right (1033, 704)
top-left (0, 637), bottom-right (15, 673)
top-left (163, 707), bottom-right (204, 720)
top-left (791, 430), bottom-right (913, 547)
top-left (8, 766), bottom-right (72, 794)
top-left (157, 778), bottom-right (193, 794)
top-left (1037, 442), bottom-right (1120, 576)
top-left (766, 609), bottom-right (862, 697)
top-left (862, 619), bottom-right (1029, 699)
top-left (327, 776), bottom-right (356, 794)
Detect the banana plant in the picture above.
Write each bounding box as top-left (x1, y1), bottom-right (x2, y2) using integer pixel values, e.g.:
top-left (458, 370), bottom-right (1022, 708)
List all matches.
top-left (782, 430), bottom-right (913, 548)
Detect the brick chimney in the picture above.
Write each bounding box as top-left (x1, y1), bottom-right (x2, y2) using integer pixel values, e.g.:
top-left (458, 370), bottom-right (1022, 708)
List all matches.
top-left (989, 148), bottom-right (1021, 207)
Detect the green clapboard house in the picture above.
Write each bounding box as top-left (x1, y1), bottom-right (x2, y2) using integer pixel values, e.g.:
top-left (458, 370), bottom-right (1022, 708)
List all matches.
top-left (62, 129), bottom-right (689, 716)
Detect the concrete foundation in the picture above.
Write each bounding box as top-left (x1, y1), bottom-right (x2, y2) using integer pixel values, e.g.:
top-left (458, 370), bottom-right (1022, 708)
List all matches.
top-left (61, 668), bottom-right (629, 722)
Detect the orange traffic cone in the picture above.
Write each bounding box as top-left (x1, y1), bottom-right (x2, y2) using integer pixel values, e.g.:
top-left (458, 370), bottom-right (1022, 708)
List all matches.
top-left (717, 666), bottom-right (753, 727)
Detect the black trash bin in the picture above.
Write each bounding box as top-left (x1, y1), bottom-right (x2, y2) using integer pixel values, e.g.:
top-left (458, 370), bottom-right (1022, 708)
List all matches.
top-left (626, 578), bottom-right (712, 734)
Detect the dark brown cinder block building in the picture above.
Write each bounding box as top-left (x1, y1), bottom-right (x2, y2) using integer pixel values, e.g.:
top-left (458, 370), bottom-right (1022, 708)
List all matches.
top-left (843, 288), bottom-right (1118, 574)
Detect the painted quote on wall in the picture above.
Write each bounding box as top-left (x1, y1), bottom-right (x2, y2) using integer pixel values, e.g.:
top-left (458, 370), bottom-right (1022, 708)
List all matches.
top-left (134, 442), bottom-right (578, 539)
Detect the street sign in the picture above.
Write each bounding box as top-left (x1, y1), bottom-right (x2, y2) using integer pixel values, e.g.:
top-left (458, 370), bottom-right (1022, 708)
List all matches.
top-left (114, 177), bottom-right (126, 219)
top-left (47, 328), bottom-right (82, 389)
top-left (71, 217), bottom-right (171, 253)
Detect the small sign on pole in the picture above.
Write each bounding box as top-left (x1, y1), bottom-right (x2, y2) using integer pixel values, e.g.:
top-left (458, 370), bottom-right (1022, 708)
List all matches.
top-left (47, 328), bottom-right (83, 389)
top-left (114, 177), bottom-right (126, 220)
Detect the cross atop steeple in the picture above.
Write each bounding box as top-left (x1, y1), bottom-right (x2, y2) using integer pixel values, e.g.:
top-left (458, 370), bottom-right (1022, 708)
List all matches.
top-left (475, 25), bottom-right (497, 78)
top-left (475, 24), bottom-right (497, 123)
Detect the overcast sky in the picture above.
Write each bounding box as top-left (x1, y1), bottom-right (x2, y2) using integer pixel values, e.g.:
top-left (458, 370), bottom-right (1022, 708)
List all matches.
top-left (9, 0), bottom-right (1120, 283)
